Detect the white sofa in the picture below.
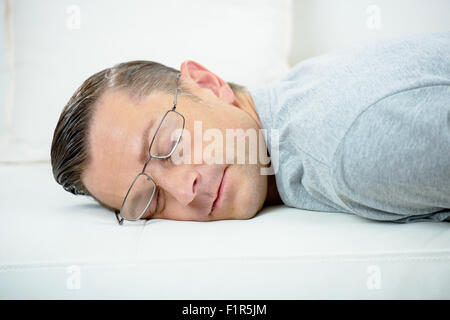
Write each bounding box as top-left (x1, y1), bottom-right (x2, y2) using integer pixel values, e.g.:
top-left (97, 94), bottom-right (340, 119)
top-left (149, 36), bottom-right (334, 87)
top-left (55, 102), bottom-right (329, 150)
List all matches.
top-left (1, 0), bottom-right (450, 299)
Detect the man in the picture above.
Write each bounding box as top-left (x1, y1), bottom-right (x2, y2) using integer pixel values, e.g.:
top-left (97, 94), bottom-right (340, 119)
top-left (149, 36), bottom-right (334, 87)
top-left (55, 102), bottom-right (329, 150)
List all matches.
top-left (51, 31), bottom-right (450, 223)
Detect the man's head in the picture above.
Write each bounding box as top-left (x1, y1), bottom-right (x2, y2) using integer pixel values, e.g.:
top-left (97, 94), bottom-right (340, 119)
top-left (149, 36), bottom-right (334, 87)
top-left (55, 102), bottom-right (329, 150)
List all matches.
top-left (51, 60), bottom-right (271, 221)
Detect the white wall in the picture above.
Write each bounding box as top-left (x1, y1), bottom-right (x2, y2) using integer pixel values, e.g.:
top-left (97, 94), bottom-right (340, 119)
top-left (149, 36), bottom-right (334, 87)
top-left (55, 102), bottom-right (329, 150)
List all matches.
top-left (290, 0), bottom-right (450, 65)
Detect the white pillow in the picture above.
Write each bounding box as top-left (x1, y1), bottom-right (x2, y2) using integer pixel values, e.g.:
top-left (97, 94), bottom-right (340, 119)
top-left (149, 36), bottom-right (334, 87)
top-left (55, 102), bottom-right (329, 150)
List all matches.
top-left (0, 0), bottom-right (292, 162)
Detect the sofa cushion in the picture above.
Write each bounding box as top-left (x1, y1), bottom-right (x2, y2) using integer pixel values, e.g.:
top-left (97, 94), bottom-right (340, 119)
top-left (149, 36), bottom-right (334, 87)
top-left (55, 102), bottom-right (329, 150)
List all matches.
top-left (1, 163), bottom-right (449, 299)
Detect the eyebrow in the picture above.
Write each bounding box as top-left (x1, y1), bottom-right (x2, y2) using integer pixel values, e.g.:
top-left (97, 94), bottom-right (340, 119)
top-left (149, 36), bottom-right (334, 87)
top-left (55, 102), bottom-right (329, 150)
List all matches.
top-left (139, 119), bottom-right (155, 163)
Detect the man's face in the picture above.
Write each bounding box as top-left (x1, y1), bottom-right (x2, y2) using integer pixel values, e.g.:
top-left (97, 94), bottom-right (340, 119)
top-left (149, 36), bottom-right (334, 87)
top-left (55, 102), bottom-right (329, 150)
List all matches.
top-left (81, 61), bottom-right (269, 221)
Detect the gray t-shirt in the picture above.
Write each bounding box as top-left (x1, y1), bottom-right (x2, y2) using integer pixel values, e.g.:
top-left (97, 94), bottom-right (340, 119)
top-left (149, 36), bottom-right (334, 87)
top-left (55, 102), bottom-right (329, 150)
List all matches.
top-left (249, 31), bottom-right (450, 223)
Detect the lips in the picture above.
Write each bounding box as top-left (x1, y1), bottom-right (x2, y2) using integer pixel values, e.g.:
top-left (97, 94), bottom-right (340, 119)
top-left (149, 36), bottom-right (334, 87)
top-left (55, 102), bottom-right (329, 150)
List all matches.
top-left (211, 167), bottom-right (228, 214)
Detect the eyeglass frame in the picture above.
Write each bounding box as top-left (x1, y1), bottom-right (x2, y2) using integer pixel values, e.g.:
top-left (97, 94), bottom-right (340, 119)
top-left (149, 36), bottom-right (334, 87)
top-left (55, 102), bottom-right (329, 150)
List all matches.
top-left (114, 72), bottom-right (185, 225)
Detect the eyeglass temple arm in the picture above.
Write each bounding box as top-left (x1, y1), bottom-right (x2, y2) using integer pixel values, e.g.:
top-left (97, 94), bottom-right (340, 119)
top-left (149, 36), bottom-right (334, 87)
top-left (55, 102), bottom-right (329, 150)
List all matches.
top-left (172, 73), bottom-right (180, 111)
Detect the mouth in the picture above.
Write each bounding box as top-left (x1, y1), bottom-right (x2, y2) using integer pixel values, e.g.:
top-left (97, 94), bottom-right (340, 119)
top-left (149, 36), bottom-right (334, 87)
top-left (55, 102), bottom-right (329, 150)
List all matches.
top-left (210, 166), bottom-right (229, 214)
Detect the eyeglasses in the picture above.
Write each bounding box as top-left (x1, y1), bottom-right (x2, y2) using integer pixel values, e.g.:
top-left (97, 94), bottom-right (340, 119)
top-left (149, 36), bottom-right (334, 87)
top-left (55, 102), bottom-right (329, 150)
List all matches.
top-left (114, 73), bottom-right (185, 225)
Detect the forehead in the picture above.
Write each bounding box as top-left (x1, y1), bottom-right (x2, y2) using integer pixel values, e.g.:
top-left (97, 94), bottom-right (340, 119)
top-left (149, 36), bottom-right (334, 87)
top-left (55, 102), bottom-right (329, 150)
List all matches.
top-left (82, 90), bottom-right (165, 209)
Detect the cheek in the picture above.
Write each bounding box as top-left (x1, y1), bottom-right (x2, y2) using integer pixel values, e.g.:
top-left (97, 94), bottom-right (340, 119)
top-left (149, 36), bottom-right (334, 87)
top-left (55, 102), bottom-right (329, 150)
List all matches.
top-left (229, 166), bottom-right (267, 219)
top-left (193, 104), bottom-right (253, 131)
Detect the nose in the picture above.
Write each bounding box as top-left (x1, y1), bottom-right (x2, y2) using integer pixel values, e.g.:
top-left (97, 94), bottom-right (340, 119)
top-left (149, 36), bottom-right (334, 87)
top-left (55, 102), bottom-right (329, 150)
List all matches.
top-left (149, 161), bottom-right (199, 206)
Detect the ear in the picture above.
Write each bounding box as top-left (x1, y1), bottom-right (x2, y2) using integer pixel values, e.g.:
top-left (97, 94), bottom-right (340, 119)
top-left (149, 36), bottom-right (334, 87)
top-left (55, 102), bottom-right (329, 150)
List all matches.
top-left (179, 60), bottom-right (235, 104)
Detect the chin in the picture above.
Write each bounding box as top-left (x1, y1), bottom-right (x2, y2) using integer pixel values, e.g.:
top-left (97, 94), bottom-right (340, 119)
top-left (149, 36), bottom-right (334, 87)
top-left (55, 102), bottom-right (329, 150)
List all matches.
top-left (237, 210), bottom-right (259, 220)
top-left (233, 196), bottom-right (264, 220)
top-left (219, 165), bottom-right (267, 220)
top-left (213, 202), bottom-right (259, 221)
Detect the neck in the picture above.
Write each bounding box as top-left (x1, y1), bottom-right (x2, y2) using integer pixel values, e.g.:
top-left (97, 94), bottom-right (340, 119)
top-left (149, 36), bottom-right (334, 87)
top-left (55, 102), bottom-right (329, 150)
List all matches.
top-left (265, 174), bottom-right (282, 205)
top-left (234, 90), bottom-right (263, 129)
top-left (234, 90), bottom-right (280, 206)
